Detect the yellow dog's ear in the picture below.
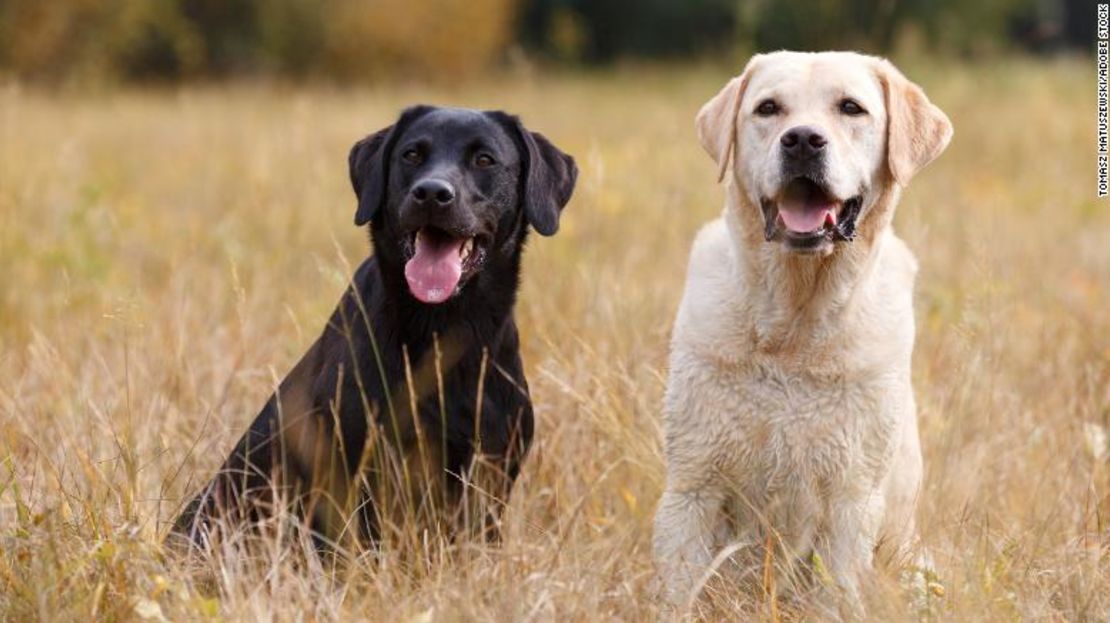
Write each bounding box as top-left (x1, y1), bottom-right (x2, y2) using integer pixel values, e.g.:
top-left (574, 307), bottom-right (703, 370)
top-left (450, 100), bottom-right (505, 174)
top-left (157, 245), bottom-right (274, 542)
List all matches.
top-left (696, 56), bottom-right (760, 183)
top-left (875, 59), bottom-right (953, 186)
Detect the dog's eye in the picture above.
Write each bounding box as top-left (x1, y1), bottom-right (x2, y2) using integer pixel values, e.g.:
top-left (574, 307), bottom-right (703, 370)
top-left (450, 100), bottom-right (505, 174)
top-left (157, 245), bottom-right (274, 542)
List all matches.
top-left (839, 99), bottom-right (866, 116)
top-left (475, 154), bottom-right (495, 168)
top-left (401, 149), bottom-right (423, 164)
top-left (755, 99), bottom-right (780, 116)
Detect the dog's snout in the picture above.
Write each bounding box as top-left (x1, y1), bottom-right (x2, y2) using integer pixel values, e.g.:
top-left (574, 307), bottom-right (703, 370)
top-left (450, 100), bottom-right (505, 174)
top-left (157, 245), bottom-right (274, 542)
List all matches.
top-left (780, 126), bottom-right (827, 159)
top-left (411, 179), bottom-right (456, 206)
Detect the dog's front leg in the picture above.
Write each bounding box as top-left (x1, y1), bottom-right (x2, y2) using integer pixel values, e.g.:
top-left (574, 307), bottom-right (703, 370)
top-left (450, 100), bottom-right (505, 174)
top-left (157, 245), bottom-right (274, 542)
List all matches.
top-left (816, 491), bottom-right (884, 616)
top-left (653, 484), bottom-right (724, 607)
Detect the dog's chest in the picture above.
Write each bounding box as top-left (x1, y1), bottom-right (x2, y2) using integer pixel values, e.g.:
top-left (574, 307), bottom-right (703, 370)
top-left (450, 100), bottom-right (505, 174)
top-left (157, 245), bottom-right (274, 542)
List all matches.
top-left (715, 358), bottom-right (902, 493)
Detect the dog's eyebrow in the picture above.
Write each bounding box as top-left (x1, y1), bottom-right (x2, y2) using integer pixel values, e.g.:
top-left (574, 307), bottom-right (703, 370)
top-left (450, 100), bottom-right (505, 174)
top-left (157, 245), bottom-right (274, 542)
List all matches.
top-left (466, 138), bottom-right (501, 154)
top-left (397, 136), bottom-right (430, 148)
top-left (746, 87), bottom-right (779, 105)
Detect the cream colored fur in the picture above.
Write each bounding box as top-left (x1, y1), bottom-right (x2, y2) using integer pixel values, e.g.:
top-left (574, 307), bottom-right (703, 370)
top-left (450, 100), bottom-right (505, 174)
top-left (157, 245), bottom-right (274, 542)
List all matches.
top-left (653, 51), bottom-right (952, 611)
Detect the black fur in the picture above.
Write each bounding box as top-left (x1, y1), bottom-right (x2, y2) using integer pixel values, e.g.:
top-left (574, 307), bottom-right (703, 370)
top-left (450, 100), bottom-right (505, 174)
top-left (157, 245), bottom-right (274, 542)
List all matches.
top-left (169, 106), bottom-right (577, 549)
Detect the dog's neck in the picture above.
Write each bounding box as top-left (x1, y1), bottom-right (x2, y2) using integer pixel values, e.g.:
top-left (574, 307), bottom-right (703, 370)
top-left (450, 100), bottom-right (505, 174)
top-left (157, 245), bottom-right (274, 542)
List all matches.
top-left (725, 182), bottom-right (899, 353)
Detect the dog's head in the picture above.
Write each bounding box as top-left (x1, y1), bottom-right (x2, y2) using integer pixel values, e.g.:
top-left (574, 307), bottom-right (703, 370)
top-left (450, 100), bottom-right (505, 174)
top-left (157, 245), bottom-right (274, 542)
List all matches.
top-left (348, 106), bottom-right (577, 304)
top-left (698, 51), bottom-right (952, 255)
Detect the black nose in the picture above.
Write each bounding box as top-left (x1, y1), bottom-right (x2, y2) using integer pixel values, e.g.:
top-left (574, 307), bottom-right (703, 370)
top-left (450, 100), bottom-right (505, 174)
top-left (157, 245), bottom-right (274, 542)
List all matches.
top-left (780, 126), bottom-right (828, 160)
top-left (411, 179), bottom-right (456, 206)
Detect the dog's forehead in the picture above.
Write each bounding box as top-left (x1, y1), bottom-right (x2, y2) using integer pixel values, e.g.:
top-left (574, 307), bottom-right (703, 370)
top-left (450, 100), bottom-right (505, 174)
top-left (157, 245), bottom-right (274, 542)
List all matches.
top-left (747, 53), bottom-right (883, 109)
top-left (403, 108), bottom-right (515, 150)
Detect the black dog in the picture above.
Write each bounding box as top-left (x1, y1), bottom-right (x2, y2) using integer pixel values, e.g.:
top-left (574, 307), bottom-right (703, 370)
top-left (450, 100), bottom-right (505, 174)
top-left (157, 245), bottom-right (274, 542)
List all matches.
top-left (169, 105), bottom-right (577, 549)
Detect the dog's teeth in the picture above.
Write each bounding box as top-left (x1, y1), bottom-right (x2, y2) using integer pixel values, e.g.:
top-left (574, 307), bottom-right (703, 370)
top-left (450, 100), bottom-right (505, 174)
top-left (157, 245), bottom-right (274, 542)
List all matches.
top-left (461, 238), bottom-right (474, 260)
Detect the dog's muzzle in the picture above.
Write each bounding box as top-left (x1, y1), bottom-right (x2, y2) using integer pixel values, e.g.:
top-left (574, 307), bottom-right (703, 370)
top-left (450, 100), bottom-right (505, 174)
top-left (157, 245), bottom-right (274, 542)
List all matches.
top-left (761, 176), bottom-right (864, 253)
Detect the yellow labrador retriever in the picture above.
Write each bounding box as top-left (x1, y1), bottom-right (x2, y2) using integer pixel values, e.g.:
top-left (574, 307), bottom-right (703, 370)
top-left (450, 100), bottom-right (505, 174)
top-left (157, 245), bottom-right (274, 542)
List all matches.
top-left (653, 51), bottom-right (952, 608)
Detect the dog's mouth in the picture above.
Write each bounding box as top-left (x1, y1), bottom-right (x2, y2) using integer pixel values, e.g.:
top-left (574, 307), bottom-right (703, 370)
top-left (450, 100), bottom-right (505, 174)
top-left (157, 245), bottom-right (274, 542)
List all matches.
top-left (401, 226), bottom-right (489, 304)
top-left (761, 177), bottom-right (863, 254)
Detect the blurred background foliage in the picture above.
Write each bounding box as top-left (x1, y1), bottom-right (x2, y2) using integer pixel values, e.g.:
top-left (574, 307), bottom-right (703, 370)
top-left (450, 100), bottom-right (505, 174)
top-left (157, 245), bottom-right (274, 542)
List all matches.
top-left (0, 0), bottom-right (1095, 84)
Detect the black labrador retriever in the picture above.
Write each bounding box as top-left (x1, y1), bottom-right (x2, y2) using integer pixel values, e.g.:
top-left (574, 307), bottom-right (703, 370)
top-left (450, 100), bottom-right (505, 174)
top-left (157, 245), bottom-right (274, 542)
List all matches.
top-left (169, 105), bottom-right (577, 549)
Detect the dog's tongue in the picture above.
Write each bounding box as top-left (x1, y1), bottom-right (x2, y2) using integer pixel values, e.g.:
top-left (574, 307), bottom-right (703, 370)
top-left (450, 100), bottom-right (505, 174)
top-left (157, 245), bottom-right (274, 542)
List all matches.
top-left (779, 203), bottom-right (835, 233)
top-left (405, 230), bottom-right (464, 304)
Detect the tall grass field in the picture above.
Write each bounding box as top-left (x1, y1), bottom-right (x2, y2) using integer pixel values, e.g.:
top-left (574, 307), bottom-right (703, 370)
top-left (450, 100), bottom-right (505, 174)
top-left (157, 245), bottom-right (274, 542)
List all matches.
top-left (0, 58), bottom-right (1106, 620)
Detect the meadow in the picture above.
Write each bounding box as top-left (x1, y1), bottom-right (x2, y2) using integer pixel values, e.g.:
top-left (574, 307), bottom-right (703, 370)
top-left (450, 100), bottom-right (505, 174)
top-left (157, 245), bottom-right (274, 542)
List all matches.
top-left (0, 57), bottom-right (1106, 620)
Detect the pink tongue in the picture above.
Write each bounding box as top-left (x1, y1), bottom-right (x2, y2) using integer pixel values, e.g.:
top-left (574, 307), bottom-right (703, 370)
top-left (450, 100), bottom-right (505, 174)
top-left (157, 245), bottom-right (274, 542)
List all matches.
top-left (404, 233), bottom-right (464, 304)
top-left (779, 202), bottom-right (835, 233)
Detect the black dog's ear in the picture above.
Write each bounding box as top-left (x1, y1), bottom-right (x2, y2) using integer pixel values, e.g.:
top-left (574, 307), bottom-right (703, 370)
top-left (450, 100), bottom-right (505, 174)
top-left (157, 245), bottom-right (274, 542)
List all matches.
top-left (348, 128), bottom-right (391, 226)
top-left (349, 105), bottom-right (434, 226)
top-left (490, 112), bottom-right (578, 236)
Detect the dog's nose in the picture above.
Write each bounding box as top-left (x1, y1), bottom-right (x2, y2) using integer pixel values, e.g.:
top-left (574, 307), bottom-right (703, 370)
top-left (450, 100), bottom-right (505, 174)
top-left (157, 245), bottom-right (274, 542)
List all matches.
top-left (780, 126), bottom-right (827, 160)
top-left (411, 179), bottom-right (456, 206)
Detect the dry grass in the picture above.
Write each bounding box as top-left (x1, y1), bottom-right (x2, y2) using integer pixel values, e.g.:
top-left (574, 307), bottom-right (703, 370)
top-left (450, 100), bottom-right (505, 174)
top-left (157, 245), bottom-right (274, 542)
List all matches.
top-left (0, 57), bottom-right (1107, 621)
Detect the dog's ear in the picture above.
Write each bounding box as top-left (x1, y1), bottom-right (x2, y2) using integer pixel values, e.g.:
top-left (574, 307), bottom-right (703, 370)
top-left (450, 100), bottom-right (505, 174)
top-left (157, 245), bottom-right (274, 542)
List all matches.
top-left (874, 60), bottom-right (953, 187)
top-left (349, 105), bottom-right (434, 226)
top-left (697, 55), bottom-right (759, 184)
top-left (491, 112), bottom-right (578, 236)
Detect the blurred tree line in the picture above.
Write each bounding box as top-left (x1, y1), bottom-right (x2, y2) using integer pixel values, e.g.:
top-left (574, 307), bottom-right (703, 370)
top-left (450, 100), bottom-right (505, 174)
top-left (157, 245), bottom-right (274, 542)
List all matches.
top-left (0, 0), bottom-right (1095, 84)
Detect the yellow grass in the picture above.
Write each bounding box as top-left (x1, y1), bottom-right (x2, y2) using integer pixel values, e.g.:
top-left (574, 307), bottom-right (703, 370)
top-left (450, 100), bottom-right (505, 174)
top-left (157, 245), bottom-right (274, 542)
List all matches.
top-left (0, 57), bottom-right (1106, 620)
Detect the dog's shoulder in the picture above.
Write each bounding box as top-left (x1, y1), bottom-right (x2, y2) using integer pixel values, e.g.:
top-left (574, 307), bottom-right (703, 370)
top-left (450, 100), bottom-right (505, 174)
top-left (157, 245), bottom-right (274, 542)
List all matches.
top-left (671, 218), bottom-right (748, 357)
top-left (876, 230), bottom-right (918, 288)
top-left (685, 217), bottom-right (732, 283)
top-left (867, 230), bottom-right (919, 328)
